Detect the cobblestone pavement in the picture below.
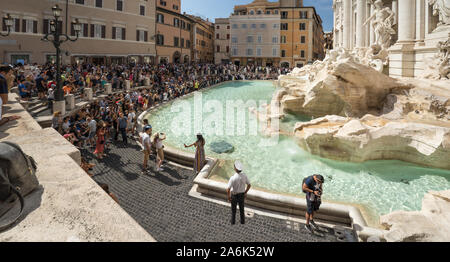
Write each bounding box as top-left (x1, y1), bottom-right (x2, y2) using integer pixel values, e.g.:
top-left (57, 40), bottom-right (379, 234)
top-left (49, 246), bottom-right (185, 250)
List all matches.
top-left (81, 139), bottom-right (356, 242)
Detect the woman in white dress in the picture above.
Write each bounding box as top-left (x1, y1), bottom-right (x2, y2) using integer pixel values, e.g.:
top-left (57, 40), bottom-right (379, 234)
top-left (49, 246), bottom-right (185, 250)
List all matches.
top-left (153, 133), bottom-right (166, 172)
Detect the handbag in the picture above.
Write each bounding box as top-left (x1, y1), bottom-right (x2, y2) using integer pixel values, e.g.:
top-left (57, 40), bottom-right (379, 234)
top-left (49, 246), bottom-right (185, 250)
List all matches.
top-left (0, 141), bottom-right (39, 232)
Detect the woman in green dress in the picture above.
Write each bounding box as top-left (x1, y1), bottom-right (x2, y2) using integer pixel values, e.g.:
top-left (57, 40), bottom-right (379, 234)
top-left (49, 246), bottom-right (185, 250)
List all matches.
top-left (184, 133), bottom-right (206, 174)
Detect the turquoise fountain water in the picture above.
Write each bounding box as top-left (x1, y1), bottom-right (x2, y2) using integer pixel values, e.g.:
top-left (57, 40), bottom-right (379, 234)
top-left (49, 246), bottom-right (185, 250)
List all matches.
top-left (147, 81), bottom-right (450, 223)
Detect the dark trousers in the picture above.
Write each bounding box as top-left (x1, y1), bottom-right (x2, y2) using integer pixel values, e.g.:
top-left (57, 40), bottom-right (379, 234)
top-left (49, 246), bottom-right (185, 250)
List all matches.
top-left (231, 193), bottom-right (245, 225)
top-left (119, 128), bottom-right (127, 144)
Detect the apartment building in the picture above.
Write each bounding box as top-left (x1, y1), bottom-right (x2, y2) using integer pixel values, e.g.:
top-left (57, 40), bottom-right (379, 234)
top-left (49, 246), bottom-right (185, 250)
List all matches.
top-left (229, 0), bottom-right (325, 67)
top-left (0, 0), bottom-right (156, 65)
top-left (156, 0), bottom-right (192, 64)
top-left (186, 14), bottom-right (215, 63)
top-left (214, 18), bottom-right (231, 64)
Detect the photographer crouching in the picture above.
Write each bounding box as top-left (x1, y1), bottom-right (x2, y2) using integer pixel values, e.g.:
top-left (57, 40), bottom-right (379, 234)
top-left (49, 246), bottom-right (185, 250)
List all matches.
top-left (302, 174), bottom-right (324, 233)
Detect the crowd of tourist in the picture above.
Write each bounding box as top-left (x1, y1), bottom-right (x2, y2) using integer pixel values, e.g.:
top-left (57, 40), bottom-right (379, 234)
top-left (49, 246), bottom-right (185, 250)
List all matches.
top-left (9, 62), bottom-right (289, 105)
top-left (2, 61), bottom-right (291, 204)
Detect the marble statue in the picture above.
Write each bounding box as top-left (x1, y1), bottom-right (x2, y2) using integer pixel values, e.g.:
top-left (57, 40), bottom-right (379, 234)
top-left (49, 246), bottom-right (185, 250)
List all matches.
top-left (422, 33), bottom-right (450, 80)
top-left (429, 0), bottom-right (450, 26)
top-left (324, 32), bottom-right (334, 50)
top-left (364, 0), bottom-right (396, 49)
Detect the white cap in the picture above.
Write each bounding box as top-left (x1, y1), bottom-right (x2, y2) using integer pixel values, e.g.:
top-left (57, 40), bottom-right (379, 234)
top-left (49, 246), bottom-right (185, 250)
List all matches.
top-left (234, 161), bottom-right (243, 172)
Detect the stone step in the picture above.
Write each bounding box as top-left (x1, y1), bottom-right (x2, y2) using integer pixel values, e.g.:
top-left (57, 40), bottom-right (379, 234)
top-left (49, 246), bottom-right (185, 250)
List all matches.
top-left (28, 101), bottom-right (47, 112)
top-left (34, 115), bottom-right (52, 128)
top-left (75, 101), bottom-right (89, 109)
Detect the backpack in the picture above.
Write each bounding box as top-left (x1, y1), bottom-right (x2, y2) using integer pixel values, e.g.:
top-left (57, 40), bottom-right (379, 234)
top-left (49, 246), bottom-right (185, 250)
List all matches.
top-left (302, 176), bottom-right (312, 194)
top-left (0, 141), bottom-right (39, 232)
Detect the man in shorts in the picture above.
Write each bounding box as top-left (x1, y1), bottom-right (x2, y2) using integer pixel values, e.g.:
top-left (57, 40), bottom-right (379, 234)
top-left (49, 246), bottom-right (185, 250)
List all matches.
top-left (302, 174), bottom-right (324, 233)
top-left (141, 125), bottom-right (152, 173)
top-left (86, 116), bottom-right (97, 147)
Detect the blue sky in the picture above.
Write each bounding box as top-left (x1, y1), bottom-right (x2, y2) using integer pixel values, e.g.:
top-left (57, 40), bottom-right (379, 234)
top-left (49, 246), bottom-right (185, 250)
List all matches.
top-left (182, 0), bottom-right (334, 32)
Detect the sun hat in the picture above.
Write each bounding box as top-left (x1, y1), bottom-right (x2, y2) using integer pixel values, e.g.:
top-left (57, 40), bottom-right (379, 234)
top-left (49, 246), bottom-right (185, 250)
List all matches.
top-left (234, 161), bottom-right (243, 172)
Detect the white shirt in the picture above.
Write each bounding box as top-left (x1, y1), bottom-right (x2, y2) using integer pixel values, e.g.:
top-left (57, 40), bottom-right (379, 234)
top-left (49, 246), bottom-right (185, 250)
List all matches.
top-left (88, 119), bottom-right (97, 133)
top-left (155, 138), bottom-right (163, 149)
top-left (127, 112), bottom-right (136, 123)
top-left (142, 133), bottom-right (151, 150)
top-left (227, 172), bottom-right (250, 195)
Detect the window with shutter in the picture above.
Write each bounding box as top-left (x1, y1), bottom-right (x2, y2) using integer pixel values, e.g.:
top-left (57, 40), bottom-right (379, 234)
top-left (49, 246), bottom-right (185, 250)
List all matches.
top-left (33, 21), bottom-right (37, 34)
top-left (83, 23), bottom-right (88, 37)
top-left (91, 24), bottom-right (95, 37)
top-left (122, 28), bottom-right (126, 40)
top-left (117, 0), bottom-right (123, 11)
top-left (112, 27), bottom-right (116, 39)
top-left (15, 19), bottom-right (20, 33)
top-left (144, 31), bottom-right (148, 42)
top-left (2, 18), bottom-right (7, 32)
top-left (71, 22), bottom-right (75, 36)
top-left (22, 19), bottom-right (26, 33)
top-left (101, 25), bottom-right (105, 38)
top-left (43, 19), bottom-right (49, 34)
top-left (136, 30), bottom-right (140, 41)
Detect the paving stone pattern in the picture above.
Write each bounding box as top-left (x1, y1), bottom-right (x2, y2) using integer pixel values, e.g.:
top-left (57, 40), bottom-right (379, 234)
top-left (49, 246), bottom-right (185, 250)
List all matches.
top-left (81, 139), bottom-right (355, 242)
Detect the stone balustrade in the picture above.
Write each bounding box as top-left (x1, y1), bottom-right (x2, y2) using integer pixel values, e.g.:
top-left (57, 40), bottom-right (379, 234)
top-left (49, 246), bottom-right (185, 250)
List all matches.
top-left (65, 94), bottom-right (75, 111)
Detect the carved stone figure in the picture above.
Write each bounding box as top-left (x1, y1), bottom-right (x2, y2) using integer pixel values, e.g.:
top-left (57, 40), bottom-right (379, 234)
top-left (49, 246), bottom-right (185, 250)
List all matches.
top-left (364, 0), bottom-right (396, 49)
top-left (429, 0), bottom-right (450, 27)
top-left (422, 33), bottom-right (450, 80)
top-left (324, 32), bottom-right (334, 50)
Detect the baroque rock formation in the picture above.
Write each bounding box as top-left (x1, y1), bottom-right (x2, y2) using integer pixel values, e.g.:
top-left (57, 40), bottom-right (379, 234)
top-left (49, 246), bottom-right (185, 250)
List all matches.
top-left (293, 115), bottom-right (450, 170)
top-left (275, 52), bottom-right (410, 118)
top-left (380, 190), bottom-right (450, 242)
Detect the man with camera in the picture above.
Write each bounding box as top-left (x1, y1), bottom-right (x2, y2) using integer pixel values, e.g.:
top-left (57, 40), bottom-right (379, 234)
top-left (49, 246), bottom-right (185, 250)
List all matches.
top-left (302, 174), bottom-right (324, 233)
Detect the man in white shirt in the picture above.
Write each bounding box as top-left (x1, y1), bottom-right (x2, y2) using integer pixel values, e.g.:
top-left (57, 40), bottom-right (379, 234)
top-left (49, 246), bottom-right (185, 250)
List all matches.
top-left (127, 110), bottom-right (136, 137)
top-left (87, 117), bottom-right (97, 147)
top-left (227, 161), bottom-right (251, 225)
top-left (141, 125), bottom-right (152, 173)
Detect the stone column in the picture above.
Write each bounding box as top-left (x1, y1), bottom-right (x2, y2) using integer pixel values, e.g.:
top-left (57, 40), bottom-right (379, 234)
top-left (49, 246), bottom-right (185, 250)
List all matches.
top-left (392, 0), bottom-right (398, 25)
top-left (365, 2), bottom-right (371, 46)
top-left (53, 100), bottom-right (66, 116)
top-left (397, 0), bottom-right (416, 43)
top-left (125, 80), bottom-right (131, 91)
top-left (343, 0), bottom-right (352, 49)
top-left (370, 3), bottom-right (375, 45)
top-left (389, 0), bottom-right (416, 78)
top-left (85, 88), bottom-right (93, 101)
top-left (105, 83), bottom-right (112, 94)
top-left (144, 77), bottom-right (150, 86)
top-left (415, 0), bottom-right (426, 45)
top-left (356, 0), bottom-right (367, 47)
top-left (65, 94), bottom-right (75, 111)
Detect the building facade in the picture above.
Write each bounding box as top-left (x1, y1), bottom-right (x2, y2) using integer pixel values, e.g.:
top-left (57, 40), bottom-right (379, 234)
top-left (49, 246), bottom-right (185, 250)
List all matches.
top-left (0, 0), bottom-right (156, 65)
top-left (333, 0), bottom-right (450, 79)
top-left (186, 14), bottom-right (215, 63)
top-left (214, 18), bottom-right (231, 64)
top-left (229, 0), bottom-right (325, 67)
top-left (155, 0), bottom-right (192, 64)
top-left (279, 0), bottom-right (325, 67)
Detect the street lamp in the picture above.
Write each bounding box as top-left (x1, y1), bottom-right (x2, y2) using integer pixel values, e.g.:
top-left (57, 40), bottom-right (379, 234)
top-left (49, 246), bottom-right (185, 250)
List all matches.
top-left (41, 4), bottom-right (81, 113)
top-left (1, 14), bottom-right (14, 37)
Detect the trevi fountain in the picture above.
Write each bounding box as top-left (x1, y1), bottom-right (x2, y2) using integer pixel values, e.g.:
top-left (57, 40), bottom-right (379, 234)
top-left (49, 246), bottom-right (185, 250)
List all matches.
top-left (264, 0), bottom-right (450, 241)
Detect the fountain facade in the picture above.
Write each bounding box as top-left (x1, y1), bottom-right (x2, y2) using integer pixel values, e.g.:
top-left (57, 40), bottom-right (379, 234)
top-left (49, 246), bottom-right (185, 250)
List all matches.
top-left (262, 0), bottom-right (450, 241)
